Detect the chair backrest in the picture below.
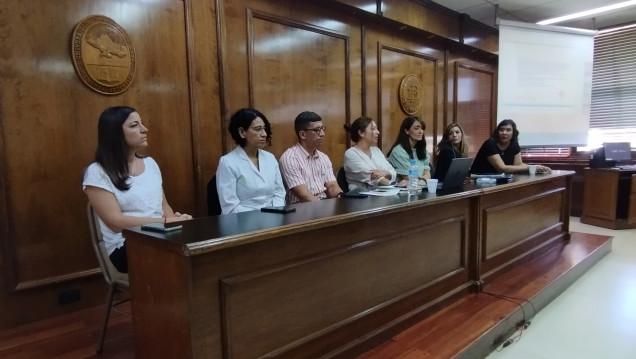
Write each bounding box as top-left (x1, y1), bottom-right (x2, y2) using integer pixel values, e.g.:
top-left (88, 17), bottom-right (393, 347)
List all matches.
top-left (336, 166), bottom-right (349, 193)
top-left (207, 175), bottom-right (222, 216)
top-left (87, 204), bottom-right (129, 286)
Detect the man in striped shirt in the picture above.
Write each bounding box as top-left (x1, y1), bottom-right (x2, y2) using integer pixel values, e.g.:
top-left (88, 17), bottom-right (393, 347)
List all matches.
top-left (279, 111), bottom-right (343, 204)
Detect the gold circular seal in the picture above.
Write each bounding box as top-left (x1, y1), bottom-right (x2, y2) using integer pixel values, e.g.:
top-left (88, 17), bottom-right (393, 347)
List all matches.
top-left (398, 74), bottom-right (422, 115)
top-left (71, 15), bottom-right (136, 95)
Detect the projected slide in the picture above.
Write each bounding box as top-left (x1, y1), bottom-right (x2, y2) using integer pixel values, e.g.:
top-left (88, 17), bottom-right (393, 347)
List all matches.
top-left (498, 20), bottom-right (596, 146)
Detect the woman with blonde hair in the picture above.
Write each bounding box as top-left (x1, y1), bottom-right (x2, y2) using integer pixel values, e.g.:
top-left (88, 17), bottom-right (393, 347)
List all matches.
top-left (434, 122), bottom-right (469, 180)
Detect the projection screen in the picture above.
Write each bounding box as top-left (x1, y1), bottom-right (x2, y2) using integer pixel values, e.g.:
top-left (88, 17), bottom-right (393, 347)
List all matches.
top-left (497, 19), bottom-right (597, 146)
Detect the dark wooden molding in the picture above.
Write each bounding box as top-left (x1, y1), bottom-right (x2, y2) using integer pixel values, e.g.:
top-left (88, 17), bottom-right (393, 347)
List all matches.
top-left (14, 268), bottom-right (102, 291)
top-left (216, 0), bottom-right (229, 154)
top-left (316, 0), bottom-right (499, 58)
top-left (361, 23), bottom-right (366, 118)
top-left (182, 0), bottom-right (204, 215)
top-left (0, 107), bottom-right (17, 291)
top-left (442, 49), bottom-right (449, 128)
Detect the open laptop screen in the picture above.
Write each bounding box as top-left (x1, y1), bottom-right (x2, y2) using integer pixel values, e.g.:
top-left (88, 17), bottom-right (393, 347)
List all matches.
top-left (438, 157), bottom-right (473, 190)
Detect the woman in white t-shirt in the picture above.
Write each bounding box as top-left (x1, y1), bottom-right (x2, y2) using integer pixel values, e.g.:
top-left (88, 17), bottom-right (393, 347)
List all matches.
top-left (343, 116), bottom-right (407, 190)
top-left (82, 106), bottom-right (192, 273)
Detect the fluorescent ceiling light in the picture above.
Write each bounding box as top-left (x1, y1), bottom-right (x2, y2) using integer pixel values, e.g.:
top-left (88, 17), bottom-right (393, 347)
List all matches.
top-left (537, 0), bottom-right (636, 25)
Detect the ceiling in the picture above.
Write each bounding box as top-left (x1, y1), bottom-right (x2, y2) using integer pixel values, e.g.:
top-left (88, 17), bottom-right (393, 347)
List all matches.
top-left (429, 0), bottom-right (636, 30)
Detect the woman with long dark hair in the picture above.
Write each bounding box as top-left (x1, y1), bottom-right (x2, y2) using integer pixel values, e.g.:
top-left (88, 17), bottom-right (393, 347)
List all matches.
top-left (387, 116), bottom-right (431, 183)
top-left (83, 106), bottom-right (192, 273)
top-left (470, 119), bottom-right (551, 174)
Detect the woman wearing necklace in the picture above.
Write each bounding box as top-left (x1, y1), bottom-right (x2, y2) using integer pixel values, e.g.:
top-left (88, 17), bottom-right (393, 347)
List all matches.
top-left (434, 122), bottom-right (469, 181)
top-left (470, 119), bottom-right (551, 174)
top-left (387, 116), bottom-right (431, 184)
top-left (83, 106), bottom-right (192, 273)
top-left (343, 116), bottom-right (406, 190)
top-left (216, 108), bottom-right (286, 214)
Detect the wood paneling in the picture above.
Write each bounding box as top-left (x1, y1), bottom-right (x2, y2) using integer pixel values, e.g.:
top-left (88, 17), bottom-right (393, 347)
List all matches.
top-left (479, 177), bottom-right (571, 283)
top-left (220, 0), bottom-right (363, 170)
top-left (124, 173), bottom-right (570, 358)
top-left (630, 175), bottom-right (636, 225)
top-left (581, 168), bottom-right (636, 229)
top-left (381, 0), bottom-right (460, 41)
top-left (248, 10), bottom-right (351, 162)
top-left (187, 0), bottom-right (222, 214)
top-left (583, 169), bottom-right (619, 221)
top-left (454, 62), bottom-right (496, 158)
top-left (0, 231), bottom-right (610, 359)
top-left (461, 17), bottom-right (499, 54)
top-left (0, 0), bottom-right (199, 329)
top-left (0, 0), bottom-right (499, 331)
top-left (356, 232), bottom-right (611, 359)
top-left (220, 215), bottom-right (467, 359)
top-left (377, 44), bottom-right (438, 153)
top-left (364, 23), bottom-right (445, 156)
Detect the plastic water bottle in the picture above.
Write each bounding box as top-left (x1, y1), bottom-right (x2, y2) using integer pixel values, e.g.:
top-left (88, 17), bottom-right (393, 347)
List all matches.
top-left (408, 159), bottom-right (419, 195)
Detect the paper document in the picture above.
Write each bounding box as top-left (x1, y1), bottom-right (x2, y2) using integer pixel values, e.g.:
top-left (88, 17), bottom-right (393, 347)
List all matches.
top-left (359, 188), bottom-right (401, 196)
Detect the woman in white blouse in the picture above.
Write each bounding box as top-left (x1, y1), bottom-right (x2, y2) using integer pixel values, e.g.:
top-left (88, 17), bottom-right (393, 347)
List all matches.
top-left (216, 108), bottom-right (286, 214)
top-left (343, 116), bottom-right (406, 190)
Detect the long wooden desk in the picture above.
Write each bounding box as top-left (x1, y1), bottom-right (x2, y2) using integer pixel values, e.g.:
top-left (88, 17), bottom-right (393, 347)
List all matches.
top-left (581, 167), bottom-right (636, 229)
top-left (124, 171), bottom-right (572, 359)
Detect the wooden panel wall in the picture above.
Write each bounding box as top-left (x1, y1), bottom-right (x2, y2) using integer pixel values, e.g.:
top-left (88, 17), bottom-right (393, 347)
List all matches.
top-left (0, 0), bottom-right (497, 330)
top-left (0, 0), bottom-right (211, 329)
top-left (376, 44), bottom-right (440, 153)
top-left (219, 0), bottom-right (363, 170)
top-left (454, 62), bottom-right (496, 157)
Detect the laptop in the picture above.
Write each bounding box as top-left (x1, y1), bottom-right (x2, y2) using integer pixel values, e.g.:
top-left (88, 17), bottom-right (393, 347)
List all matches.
top-left (434, 157), bottom-right (474, 191)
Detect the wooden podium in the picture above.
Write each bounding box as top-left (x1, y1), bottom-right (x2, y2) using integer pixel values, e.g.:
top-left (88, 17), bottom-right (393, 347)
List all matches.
top-left (581, 167), bottom-right (636, 229)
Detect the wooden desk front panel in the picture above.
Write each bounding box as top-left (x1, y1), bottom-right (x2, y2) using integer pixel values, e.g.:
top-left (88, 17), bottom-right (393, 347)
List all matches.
top-left (126, 173), bottom-right (574, 358)
top-left (479, 177), bottom-right (569, 282)
top-left (186, 199), bottom-right (473, 359)
top-left (582, 169), bottom-right (619, 221)
top-left (629, 175), bottom-right (636, 225)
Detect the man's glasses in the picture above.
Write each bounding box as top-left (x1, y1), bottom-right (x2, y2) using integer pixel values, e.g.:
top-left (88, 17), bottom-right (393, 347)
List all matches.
top-left (304, 126), bottom-right (326, 134)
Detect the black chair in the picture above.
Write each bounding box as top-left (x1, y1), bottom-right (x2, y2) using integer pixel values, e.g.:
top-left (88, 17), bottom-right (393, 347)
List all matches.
top-left (207, 175), bottom-right (222, 216)
top-left (429, 162), bottom-right (436, 179)
top-left (336, 166), bottom-right (349, 193)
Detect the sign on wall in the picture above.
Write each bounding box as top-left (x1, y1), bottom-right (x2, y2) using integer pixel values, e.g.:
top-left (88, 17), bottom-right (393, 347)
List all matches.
top-left (71, 15), bottom-right (136, 95)
top-left (399, 74), bottom-right (422, 115)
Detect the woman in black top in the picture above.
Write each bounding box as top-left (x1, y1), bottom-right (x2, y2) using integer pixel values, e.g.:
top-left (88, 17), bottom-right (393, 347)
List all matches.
top-left (434, 122), bottom-right (469, 180)
top-left (470, 119), bottom-right (551, 174)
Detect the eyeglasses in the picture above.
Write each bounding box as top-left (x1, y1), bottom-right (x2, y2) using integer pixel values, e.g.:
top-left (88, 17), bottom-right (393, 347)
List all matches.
top-left (304, 126), bottom-right (326, 134)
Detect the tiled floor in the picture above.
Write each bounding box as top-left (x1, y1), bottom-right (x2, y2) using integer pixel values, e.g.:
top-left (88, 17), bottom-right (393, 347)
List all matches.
top-left (486, 217), bottom-right (636, 359)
